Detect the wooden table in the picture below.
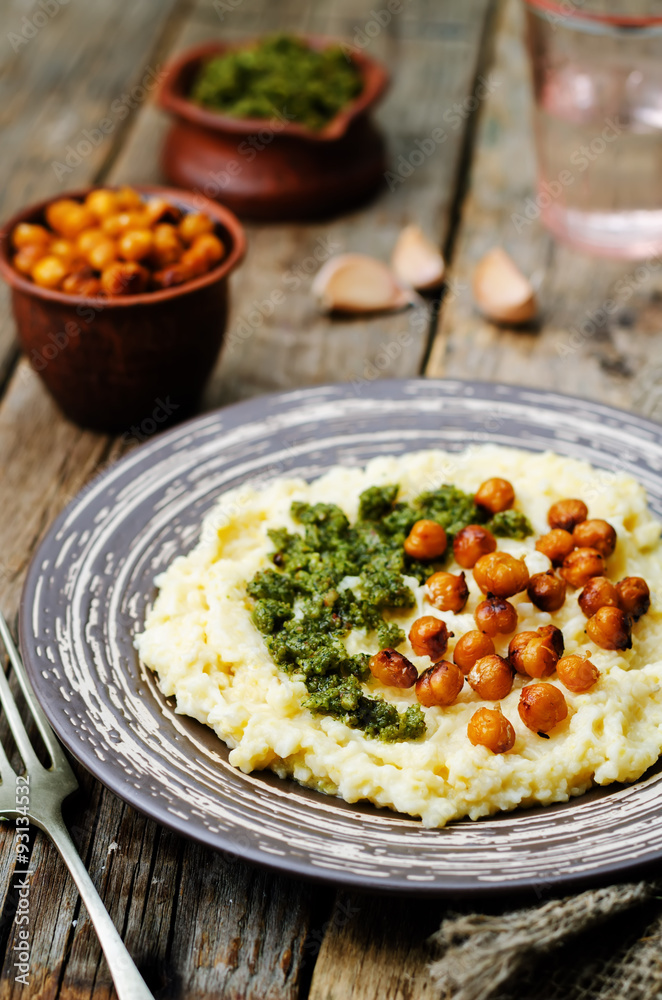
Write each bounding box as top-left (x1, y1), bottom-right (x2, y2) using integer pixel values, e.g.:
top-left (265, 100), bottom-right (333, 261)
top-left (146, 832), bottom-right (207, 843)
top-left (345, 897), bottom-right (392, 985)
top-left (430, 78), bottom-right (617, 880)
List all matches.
top-left (1, 0), bottom-right (661, 996)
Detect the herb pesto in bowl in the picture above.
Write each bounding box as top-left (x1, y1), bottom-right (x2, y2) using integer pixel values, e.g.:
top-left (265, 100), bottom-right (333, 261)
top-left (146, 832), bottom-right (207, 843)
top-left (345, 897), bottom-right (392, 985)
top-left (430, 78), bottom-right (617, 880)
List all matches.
top-left (190, 34), bottom-right (363, 131)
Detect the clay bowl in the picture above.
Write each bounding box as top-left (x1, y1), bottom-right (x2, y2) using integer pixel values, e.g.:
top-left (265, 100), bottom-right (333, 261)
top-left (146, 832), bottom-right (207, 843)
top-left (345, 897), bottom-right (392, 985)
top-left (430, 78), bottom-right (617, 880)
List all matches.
top-left (0, 186), bottom-right (246, 433)
top-left (158, 37), bottom-right (390, 221)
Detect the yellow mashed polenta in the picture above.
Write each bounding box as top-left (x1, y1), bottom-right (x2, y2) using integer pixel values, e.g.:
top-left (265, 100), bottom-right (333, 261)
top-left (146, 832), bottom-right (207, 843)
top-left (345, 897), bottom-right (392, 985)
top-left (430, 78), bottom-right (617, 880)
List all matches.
top-left (136, 446), bottom-right (662, 827)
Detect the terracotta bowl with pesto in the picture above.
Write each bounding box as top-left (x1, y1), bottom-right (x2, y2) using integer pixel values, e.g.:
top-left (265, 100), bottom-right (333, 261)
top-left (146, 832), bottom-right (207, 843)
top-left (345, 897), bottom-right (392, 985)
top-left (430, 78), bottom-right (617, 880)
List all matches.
top-left (158, 37), bottom-right (389, 220)
top-left (0, 185), bottom-right (246, 433)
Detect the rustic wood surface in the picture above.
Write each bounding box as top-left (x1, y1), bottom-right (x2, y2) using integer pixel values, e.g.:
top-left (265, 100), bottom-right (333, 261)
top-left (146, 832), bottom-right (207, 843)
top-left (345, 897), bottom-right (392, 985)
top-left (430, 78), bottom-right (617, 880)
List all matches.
top-left (0, 0), bottom-right (659, 997)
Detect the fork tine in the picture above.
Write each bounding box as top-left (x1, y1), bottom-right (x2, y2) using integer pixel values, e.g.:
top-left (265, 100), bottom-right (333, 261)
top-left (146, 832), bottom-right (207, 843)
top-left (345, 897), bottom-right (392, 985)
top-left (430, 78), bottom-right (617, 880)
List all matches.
top-left (0, 611), bottom-right (68, 772)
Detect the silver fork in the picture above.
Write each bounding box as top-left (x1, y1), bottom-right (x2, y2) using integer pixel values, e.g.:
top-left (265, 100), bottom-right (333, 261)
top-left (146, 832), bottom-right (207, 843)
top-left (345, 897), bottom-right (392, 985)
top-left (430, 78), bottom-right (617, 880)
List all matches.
top-left (0, 611), bottom-right (153, 999)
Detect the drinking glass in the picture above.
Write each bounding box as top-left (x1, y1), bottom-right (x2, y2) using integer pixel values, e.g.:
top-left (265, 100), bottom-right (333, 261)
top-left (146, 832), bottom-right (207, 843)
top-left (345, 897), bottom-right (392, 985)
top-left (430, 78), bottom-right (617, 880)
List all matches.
top-left (523, 0), bottom-right (662, 258)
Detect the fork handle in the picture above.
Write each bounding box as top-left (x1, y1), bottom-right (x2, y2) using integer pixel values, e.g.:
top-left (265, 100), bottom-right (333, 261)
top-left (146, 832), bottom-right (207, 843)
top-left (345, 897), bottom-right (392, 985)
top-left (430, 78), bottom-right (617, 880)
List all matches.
top-left (43, 812), bottom-right (154, 999)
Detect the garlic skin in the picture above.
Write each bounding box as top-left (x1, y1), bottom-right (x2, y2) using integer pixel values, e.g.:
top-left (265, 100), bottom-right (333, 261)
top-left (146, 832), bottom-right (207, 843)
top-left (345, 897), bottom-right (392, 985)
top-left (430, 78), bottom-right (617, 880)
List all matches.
top-left (391, 224), bottom-right (445, 291)
top-left (472, 247), bottom-right (537, 324)
top-left (312, 253), bottom-right (413, 313)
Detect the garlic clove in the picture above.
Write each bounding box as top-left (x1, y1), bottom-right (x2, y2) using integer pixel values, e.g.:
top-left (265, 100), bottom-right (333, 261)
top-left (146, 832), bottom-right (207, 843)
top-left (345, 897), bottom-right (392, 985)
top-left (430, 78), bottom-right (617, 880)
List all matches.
top-left (472, 247), bottom-right (537, 324)
top-left (313, 253), bottom-right (413, 313)
top-left (391, 224), bottom-right (445, 291)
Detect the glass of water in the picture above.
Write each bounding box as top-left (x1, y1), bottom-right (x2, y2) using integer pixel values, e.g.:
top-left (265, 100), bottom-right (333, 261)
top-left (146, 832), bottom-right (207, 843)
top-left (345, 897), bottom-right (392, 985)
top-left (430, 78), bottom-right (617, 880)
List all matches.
top-left (523, 0), bottom-right (662, 258)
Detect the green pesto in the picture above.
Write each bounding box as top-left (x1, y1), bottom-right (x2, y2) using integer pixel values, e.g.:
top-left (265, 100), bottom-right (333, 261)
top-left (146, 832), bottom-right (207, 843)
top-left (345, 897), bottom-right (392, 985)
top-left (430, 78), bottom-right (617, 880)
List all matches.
top-left (488, 509), bottom-right (533, 540)
top-left (247, 480), bottom-right (532, 742)
top-left (190, 34), bottom-right (363, 131)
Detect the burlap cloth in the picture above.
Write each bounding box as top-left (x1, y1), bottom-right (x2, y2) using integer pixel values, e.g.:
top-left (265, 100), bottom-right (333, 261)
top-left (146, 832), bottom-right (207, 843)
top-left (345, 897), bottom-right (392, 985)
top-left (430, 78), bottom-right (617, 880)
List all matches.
top-left (429, 879), bottom-right (662, 999)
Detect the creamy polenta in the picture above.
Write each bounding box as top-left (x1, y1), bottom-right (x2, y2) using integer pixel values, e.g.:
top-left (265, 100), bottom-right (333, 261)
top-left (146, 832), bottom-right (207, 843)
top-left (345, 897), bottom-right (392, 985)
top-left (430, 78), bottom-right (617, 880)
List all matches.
top-left (136, 446), bottom-right (662, 827)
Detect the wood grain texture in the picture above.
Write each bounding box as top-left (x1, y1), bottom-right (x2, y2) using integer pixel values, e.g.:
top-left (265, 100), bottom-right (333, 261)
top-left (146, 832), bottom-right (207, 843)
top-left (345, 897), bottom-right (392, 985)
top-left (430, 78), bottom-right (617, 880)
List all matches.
top-left (308, 892), bottom-right (441, 1000)
top-left (426, 0), bottom-right (662, 418)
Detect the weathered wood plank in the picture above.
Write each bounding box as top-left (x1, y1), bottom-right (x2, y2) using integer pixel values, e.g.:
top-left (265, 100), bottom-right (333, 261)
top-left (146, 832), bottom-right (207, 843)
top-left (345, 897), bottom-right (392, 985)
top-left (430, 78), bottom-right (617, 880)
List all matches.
top-left (426, 0), bottom-right (662, 417)
top-left (307, 892), bottom-right (441, 1000)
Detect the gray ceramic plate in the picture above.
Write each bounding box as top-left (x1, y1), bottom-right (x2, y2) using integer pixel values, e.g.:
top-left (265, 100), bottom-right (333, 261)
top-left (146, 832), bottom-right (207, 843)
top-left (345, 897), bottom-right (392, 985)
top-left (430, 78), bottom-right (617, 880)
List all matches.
top-left (19, 379), bottom-right (662, 894)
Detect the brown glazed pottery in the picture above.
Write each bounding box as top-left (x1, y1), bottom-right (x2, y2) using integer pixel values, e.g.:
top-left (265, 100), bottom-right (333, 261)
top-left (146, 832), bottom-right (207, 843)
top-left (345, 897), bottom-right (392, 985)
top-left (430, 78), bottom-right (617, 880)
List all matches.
top-left (158, 38), bottom-right (389, 221)
top-left (0, 186), bottom-right (246, 433)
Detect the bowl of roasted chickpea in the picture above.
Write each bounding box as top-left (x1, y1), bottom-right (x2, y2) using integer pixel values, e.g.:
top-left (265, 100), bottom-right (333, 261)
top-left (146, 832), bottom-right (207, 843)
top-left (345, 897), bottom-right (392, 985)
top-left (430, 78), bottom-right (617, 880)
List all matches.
top-left (0, 185), bottom-right (246, 432)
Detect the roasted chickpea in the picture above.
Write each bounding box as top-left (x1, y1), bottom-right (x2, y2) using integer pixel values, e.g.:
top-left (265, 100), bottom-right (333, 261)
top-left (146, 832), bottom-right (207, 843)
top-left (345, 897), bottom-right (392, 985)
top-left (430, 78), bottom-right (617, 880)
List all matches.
top-left (102, 211), bottom-right (148, 238)
top-left (518, 683), bottom-right (568, 734)
top-left (453, 524), bottom-right (497, 569)
top-left (474, 595), bottom-right (518, 636)
top-left (100, 262), bottom-right (149, 296)
top-left (13, 245), bottom-right (47, 274)
top-left (408, 616), bottom-right (450, 660)
top-left (473, 552), bottom-right (529, 598)
top-left (527, 570), bottom-right (566, 612)
top-left (404, 519), bottom-right (447, 560)
top-left (151, 264), bottom-right (189, 289)
top-left (75, 227), bottom-right (105, 256)
top-left (467, 707), bottom-right (515, 753)
top-left (45, 198), bottom-right (80, 233)
top-left (51, 203), bottom-right (95, 239)
top-left (143, 197), bottom-right (181, 225)
top-left (85, 188), bottom-right (119, 219)
top-left (12, 222), bottom-right (51, 249)
top-left (547, 498), bottom-right (588, 533)
top-left (572, 519), bottom-right (617, 558)
top-left (474, 477), bottom-right (515, 514)
top-left (467, 654), bottom-right (514, 700)
top-left (31, 255), bottom-right (67, 289)
top-left (62, 269), bottom-right (102, 297)
top-left (115, 186), bottom-right (143, 210)
top-left (179, 211), bottom-right (214, 244)
top-left (518, 636), bottom-right (558, 679)
top-left (151, 223), bottom-right (183, 267)
top-left (586, 606), bottom-right (632, 650)
top-left (537, 623), bottom-right (565, 659)
top-left (508, 630), bottom-right (538, 674)
top-left (426, 571), bottom-right (469, 613)
top-left (535, 529), bottom-right (575, 566)
top-left (87, 238), bottom-right (118, 271)
top-left (189, 232), bottom-right (224, 266)
top-left (415, 661), bottom-right (464, 707)
top-left (369, 648), bottom-right (417, 688)
top-left (178, 234), bottom-right (225, 279)
top-left (453, 630), bottom-right (495, 675)
top-left (50, 238), bottom-right (78, 264)
top-left (616, 576), bottom-right (650, 621)
top-left (578, 576), bottom-right (619, 618)
top-left (556, 654), bottom-right (600, 694)
top-left (118, 229), bottom-right (154, 262)
top-left (561, 547), bottom-right (605, 589)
